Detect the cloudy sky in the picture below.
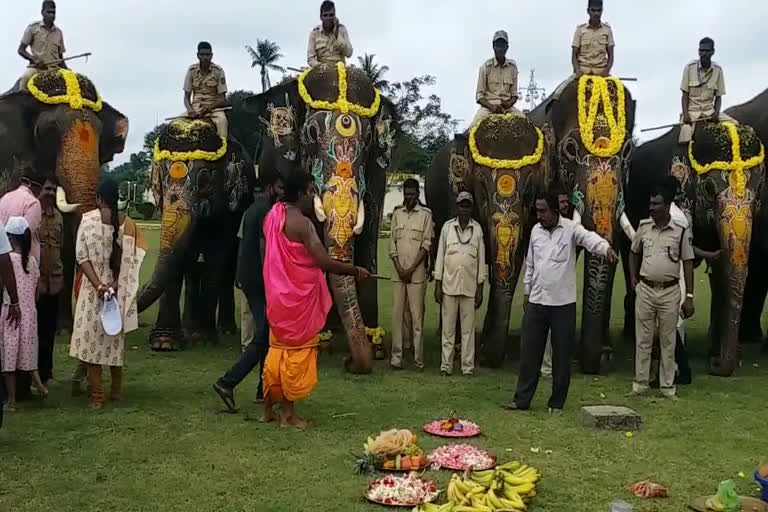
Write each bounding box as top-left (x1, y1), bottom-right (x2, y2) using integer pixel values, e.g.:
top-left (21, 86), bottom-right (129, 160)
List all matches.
top-left (4, 0), bottom-right (767, 165)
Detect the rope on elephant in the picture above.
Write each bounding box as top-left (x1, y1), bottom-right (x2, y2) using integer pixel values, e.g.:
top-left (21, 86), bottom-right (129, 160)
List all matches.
top-left (577, 75), bottom-right (626, 157)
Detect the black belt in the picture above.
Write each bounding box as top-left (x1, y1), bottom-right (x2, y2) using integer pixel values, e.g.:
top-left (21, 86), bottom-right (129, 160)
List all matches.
top-left (640, 277), bottom-right (678, 290)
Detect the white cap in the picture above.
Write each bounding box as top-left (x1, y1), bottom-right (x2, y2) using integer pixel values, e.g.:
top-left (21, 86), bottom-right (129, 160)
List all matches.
top-left (5, 216), bottom-right (29, 235)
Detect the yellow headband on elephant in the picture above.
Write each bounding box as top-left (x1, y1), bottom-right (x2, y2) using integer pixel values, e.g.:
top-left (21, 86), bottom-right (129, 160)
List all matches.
top-left (298, 62), bottom-right (381, 118)
top-left (27, 69), bottom-right (102, 112)
top-left (468, 113), bottom-right (544, 170)
top-left (577, 75), bottom-right (626, 157)
top-left (153, 119), bottom-right (227, 162)
top-left (688, 122), bottom-right (765, 174)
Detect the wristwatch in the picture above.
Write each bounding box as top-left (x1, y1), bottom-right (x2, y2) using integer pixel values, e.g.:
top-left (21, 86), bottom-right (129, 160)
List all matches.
top-left (686, 293), bottom-right (694, 299)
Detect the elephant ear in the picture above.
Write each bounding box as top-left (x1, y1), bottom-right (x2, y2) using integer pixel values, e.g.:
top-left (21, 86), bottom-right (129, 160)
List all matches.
top-left (540, 121), bottom-right (557, 193)
top-left (97, 102), bottom-right (129, 165)
top-left (224, 137), bottom-right (254, 213)
top-left (449, 133), bottom-right (471, 197)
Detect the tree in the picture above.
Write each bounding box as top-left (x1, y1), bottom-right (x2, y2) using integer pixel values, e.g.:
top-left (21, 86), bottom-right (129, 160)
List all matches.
top-left (387, 75), bottom-right (459, 175)
top-left (357, 53), bottom-right (390, 93)
top-left (246, 39), bottom-right (286, 92)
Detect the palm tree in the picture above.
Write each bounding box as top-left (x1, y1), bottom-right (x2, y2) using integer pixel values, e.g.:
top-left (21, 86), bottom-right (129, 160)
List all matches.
top-left (357, 53), bottom-right (390, 93)
top-left (246, 39), bottom-right (286, 92)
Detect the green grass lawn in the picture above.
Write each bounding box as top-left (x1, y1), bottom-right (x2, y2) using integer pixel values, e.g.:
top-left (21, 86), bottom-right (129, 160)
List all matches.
top-left (0, 230), bottom-right (766, 512)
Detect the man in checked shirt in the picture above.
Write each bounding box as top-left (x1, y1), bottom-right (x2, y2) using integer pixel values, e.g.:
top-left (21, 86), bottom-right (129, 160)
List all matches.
top-left (504, 191), bottom-right (616, 413)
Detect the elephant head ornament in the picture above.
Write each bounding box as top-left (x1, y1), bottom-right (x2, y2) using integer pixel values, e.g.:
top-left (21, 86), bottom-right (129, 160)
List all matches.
top-left (247, 63), bottom-right (398, 374)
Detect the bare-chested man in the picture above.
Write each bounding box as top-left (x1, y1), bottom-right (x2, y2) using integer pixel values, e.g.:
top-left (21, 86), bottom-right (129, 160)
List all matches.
top-left (261, 171), bottom-right (369, 429)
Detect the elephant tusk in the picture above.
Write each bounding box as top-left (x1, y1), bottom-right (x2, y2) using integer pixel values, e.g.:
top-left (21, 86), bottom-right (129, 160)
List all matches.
top-left (620, 212), bottom-right (636, 241)
top-left (353, 199), bottom-right (365, 235)
top-left (313, 194), bottom-right (326, 223)
top-left (56, 186), bottom-right (81, 213)
top-left (572, 209), bottom-right (582, 225)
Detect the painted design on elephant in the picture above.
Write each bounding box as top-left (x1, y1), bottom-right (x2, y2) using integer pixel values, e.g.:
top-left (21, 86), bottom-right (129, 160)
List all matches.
top-left (571, 183), bottom-right (585, 217)
top-left (334, 274), bottom-right (365, 329)
top-left (226, 154), bottom-right (246, 211)
top-left (449, 153), bottom-right (469, 195)
top-left (577, 75), bottom-right (626, 157)
top-left (322, 138), bottom-right (361, 261)
top-left (490, 172), bottom-right (521, 288)
top-left (311, 157), bottom-right (324, 192)
top-left (58, 119), bottom-right (101, 206)
top-left (259, 94), bottom-right (295, 148)
top-left (586, 158), bottom-right (618, 240)
top-left (375, 118), bottom-right (396, 169)
top-left (159, 198), bottom-right (191, 251)
top-left (720, 171), bottom-right (755, 275)
top-left (584, 254), bottom-right (612, 316)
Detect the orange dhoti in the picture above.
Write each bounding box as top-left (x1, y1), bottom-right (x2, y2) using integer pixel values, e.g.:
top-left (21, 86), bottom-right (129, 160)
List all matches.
top-left (262, 331), bottom-right (319, 402)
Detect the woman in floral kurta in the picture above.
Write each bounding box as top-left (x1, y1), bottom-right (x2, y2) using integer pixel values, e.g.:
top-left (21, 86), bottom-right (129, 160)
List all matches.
top-left (69, 179), bottom-right (146, 409)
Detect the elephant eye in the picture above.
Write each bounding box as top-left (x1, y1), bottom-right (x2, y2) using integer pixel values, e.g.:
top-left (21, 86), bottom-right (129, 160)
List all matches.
top-left (335, 114), bottom-right (357, 137)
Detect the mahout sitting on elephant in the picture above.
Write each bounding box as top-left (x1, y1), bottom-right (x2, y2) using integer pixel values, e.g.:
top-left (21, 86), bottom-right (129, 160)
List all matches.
top-left (136, 118), bottom-right (254, 351)
top-left (426, 112), bottom-right (551, 366)
top-left (245, 62), bottom-right (397, 374)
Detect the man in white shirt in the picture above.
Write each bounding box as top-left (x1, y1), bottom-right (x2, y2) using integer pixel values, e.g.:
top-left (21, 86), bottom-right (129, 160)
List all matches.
top-left (505, 191), bottom-right (616, 412)
top-left (433, 192), bottom-right (487, 377)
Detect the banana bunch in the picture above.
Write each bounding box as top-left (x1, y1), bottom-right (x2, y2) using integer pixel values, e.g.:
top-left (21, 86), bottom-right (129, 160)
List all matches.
top-left (411, 503), bottom-right (455, 512)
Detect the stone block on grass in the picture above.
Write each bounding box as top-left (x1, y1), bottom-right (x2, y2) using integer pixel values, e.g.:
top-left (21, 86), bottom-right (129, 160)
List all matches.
top-left (582, 405), bottom-right (642, 431)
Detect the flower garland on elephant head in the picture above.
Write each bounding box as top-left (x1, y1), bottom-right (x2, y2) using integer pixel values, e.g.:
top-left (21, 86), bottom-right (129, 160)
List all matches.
top-left (153, 119), bottom-right (227, 162)
top-left (468, 113), bottom-right (544, 170)
top-left (298, 62), bottom-right (381, 117)
top-left (27, 69), bottom-right (102, 112)
top-left (577, 75), bottom-right (626, 157)
top-left (688, 122), bottom-right (765, 198)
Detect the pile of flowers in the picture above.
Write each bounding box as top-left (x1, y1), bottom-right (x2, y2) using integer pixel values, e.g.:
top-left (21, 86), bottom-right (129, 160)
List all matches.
top-left (689, 122), bottom-right (765, 175)
top-left (468, 113), bottom-right (543, 170)
top-left (424, 417), bottom-right (481, 438)
top-left (298, 61), bottom-right (380, 117)
top-left (27, 69), bottom-right (102, 112)
top-left (577, 75), bottom-right (626, 157)
top-left (427, 444), bottom-right (495, 471)
top-left (153, 119), bottom-right (227, 162)
top-left (365, 474), bottom-right (439, 506)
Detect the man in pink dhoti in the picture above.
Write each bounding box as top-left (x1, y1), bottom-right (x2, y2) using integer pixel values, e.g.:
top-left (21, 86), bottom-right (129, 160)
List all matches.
top-left (261, 172), bottom-right (370, 429)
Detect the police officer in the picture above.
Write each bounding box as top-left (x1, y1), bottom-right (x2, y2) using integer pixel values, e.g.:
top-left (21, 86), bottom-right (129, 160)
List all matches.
top-left (629, 182), bottom-right (695, 400)
top-left (307, 1), bottom-right (353, 68)
top-left (389, 178), bottom-right (433, 370)
top-left (183, 42), bottom-right (229, 139)
top-left (679, 37), bottom-right (737, 144)
top-left (17, 1), bottom-right (65, 91)
top-left (470, 30), bottom-right (520, 128)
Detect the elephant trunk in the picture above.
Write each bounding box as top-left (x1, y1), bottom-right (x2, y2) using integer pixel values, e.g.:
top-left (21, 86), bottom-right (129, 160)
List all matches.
top-left (329, 274), bottom-right (373, 374)
top-left (56, 118), bottom-right (102, 212)
top-left (137, 206), bottom-right (195, 313)
top-left (710, 210), bottom-right (754, 376)
top-left (580, 252), bottom-right (617, 373)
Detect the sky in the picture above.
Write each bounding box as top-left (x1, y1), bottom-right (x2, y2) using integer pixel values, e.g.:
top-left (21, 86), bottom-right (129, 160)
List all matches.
top-left (4, 0), bottom-right (768, 166)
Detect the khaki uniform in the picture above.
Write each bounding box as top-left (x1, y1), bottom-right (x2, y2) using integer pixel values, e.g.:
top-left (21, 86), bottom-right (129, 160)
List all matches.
top-left (553, 22), bottom-right (615, 99)
top-left (679, 60), bottom-right (736, 143)
top-left (307, 24), bottom-right (353, 68)
top-left (471, 58), bottom-right (521, 127)
top-left (631, 217), bottom-right (694, 397)
top-left (389, 204), bottom-right (433, 369)
top-left (18, 21), bottom-right (65, 91)
top-left (182, 63), bottom-right (228, 138)
top-left (434, 218), bottom-right (487, 375)
top-left (236, 217), bottom-right (254, 350)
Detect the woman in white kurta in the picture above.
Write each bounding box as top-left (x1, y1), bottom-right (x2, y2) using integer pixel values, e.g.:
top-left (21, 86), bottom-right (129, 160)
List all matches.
top-left (69, 179), bottom-right (146, 409)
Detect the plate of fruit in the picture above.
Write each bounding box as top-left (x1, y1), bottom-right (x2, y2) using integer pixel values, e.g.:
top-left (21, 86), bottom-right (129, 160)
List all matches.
top-left (427, 444), bottom-right (496, 471)
top-left (355, 429), bottom-right (429, 474)
top-left (423, 415), bottom-right (481, 438)
top-left (364, 474), bottom-right (440, 508)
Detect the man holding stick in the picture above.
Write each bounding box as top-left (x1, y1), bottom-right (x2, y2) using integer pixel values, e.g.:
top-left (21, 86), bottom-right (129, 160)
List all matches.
top-left (17, 1), bottom-right (65, 91)
top-left (182, 42), bottom-right (230, 139)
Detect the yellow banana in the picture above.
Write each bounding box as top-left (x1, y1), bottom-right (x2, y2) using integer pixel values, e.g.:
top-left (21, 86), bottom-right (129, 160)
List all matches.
top-left (500, 461), bottom-right (522, 471)
top-left (505, 481), bottom-right (536, 496)
top-left (499, 496), bottom-right (526, 510)
top-left (487, 490), bottom-right (505, 509)
top-left (512, 464), bottom-right (529, 475)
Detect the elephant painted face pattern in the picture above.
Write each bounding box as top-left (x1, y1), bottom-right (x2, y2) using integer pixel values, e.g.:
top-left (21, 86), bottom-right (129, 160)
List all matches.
top-left (490, 172), bottom-right (522, 286)
top-left (303, 109), bottom-right (370, 262)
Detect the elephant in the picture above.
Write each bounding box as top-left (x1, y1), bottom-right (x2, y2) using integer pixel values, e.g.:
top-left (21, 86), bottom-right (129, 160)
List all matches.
top-left (426, 113), bottom-right (552, 366)
top-left (136, 118), bottom-right (254, 351)
top-left (0, 69), bottom-right (129, 330)
top-left (624, 109), bottom-right (766, 375)
top-left (245, 63), bottom-right (398, 374)
top-left (527, 76), bottom-right (636, 374)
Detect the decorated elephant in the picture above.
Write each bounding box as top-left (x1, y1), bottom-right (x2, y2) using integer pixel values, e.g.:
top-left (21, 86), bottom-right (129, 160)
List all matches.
top-left (426, 113), bottom-right (551, 365)
top-left (136, 119), bottom-right (254, 351)
top-left (528, 75), bottom-right (636, 374)
top-left (245, 62), bottom-right (398, 374)
top-left (0, 69), bottom-right (129, 328)
top-left (624, 117), bottom-right (766, 376)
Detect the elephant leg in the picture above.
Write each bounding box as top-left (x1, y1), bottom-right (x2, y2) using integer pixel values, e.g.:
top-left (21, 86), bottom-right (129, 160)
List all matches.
top-left (580, 254), bottom-right (617, 374)
top-left (739, 264), bottom-right (767, 343)
top-left (216, 239), bottom-right (238, 334)
top-left (150, 275), bottom-right (184, 351)
top-left (707, 272), bottom-right (723, 359)
top-left (480, 272), bottom-right (520, 368)
top-left (182, 262), bottom-right (203, 343)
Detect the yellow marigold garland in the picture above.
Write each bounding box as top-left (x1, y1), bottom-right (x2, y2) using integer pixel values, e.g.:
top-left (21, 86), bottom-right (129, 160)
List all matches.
top-left (318, 330), bottom-right (333, 342)
top-left (365, 326), bottom-right (385, 346)
top-left (298, 62), bottom-right (381, 117)
top-left (153, 137), bottom-right (227, 163)
top-left (27, 69), bottom-right (103, 112)
top-left (468, 114), bottom-right (544, 169)
top-left (577, 75), bottom-right (626, 157)
top-left (688, 122), bottom-right (765, 174)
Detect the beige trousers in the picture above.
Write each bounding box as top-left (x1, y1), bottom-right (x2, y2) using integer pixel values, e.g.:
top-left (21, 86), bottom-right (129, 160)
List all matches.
top-left (634, 282), bottom-right (680, 396)
top-left (179, 109), bottom-right (228, 139)
top-left (440, 294), bottom-right (476, 375)
top-left (391, 281), bottom-right (426, 368)
top-left (540, 334), bottom-right (553, 377)
top-left (678, 111), bottom-right (738, 143)
top-left (237, 288), bottom-right (254, 351)
top-left (552, 67), bottom-right (610, 100)
top-left (469, 103), bottom-right (523, 129)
